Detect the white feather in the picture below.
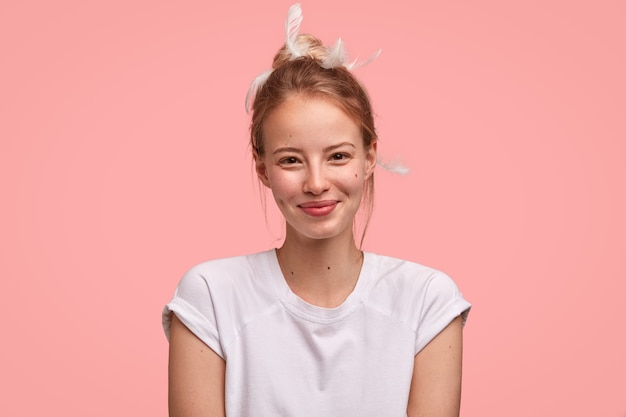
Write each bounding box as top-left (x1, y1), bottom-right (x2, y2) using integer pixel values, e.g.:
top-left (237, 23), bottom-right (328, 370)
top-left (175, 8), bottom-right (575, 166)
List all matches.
top-left (245, 4), bottom-right (383, 113)
top-left (321, 38), bottom-right (347, 69)
top-left (376, 157), bottom-right (410, 175)
top-left (285, 3), bottom-right (304, 58)
top-left (346, 49), bottom-right (382, 70)
top-left (245, 70), bottom-right (272, 113)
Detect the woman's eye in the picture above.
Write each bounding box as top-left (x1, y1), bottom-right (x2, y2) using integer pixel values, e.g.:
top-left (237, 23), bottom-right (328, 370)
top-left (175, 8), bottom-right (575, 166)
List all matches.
top-left (279, 157), bottom-right (299, 165)
top-left (331, 153), bottom-right (349, 161)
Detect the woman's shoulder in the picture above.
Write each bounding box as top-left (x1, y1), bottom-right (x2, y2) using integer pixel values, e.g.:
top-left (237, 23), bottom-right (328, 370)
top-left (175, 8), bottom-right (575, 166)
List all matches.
top-left (169, 250), bottom-right (278, 305)
top-left (163, 250), bottom-right (278, 352)
top-left (363, 252), bottom-right (470, 326)
top-left (365, 252), bottom-right (453, 285)
top-left (164, 250), bottom-right (279, 339)
top-left (182, 249), bottom-right (274, 284)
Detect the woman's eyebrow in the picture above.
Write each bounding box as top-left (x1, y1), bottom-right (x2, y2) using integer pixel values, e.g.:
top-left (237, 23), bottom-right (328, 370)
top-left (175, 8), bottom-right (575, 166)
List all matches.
top-left (324, 142), bottom-right (356, 152)
top-left (272, 146), bottom-right (301, 155)
top-left (272, 142), bottom-right (356, 155)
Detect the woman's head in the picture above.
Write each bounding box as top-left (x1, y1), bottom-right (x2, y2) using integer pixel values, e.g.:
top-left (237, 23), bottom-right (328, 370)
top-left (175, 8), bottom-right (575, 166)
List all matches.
top-left (247, 5), bottom-right (379, 246)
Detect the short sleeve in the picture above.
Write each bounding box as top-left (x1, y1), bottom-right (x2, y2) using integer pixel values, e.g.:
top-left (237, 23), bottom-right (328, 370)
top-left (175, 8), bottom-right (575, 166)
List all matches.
top-left (414, 272), bottom-right (471, 355)
top-left (162, 266), bottom-right (224, 358)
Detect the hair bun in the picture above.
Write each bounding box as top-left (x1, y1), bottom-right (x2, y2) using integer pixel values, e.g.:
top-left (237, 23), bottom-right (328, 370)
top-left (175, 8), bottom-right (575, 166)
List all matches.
top-left (272, 34), bottom-right (327, 69)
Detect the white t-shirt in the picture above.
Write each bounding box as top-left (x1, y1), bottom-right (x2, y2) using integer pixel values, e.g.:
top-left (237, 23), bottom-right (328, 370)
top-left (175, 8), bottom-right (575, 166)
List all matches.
top-left (163, 249), bottom-right (471, 417)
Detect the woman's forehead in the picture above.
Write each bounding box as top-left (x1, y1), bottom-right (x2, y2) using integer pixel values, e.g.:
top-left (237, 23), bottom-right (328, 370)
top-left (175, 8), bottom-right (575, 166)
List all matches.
top-left (262, 96), bottom-right (362, 148)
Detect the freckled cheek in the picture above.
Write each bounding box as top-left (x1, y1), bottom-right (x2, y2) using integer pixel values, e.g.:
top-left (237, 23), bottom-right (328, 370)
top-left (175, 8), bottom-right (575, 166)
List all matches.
top-left (339, 172), bottom-right (366, 193)
top-left (268, 173), bottom-right (302, 200)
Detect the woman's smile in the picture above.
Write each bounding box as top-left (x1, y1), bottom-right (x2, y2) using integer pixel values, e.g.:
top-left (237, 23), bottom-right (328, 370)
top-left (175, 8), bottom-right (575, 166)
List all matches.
top-left (298, 200), bottom-right (338, 217)
top-left (254, 94), bottom-right (376, 241)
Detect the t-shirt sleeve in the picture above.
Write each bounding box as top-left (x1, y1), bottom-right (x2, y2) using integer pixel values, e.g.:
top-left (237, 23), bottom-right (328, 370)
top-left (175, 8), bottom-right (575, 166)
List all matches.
top-left (414, 272), bottom-right (471, 355)
top-left (162, 265), bottom-right (224, 358)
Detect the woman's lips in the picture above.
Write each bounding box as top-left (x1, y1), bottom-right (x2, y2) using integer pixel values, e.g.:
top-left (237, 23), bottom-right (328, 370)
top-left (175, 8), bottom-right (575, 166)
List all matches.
top-left (298, 200), bottom-right (337, 217)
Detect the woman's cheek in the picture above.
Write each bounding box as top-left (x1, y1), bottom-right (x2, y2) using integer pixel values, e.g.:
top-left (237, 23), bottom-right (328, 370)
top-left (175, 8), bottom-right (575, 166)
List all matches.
top-left (272, 171), bottom-right (299, 195)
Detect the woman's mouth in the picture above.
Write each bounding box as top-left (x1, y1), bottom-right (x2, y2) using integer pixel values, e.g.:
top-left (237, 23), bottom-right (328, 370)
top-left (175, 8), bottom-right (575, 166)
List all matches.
top-left (298, 200), bottom-right (337, 217)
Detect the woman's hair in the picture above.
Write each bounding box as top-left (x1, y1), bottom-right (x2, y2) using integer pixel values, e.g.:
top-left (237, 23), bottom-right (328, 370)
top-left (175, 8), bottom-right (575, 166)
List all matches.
top-left (249, 34), bottom-right (377, 246)
top-left (250, 34), bottom-right (376, 155)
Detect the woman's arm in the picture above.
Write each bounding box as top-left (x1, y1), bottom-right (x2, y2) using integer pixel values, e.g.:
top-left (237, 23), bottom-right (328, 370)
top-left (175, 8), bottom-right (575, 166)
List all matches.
top-left (168, 313), bottom-right (226, 417)
top-left (407, 315), bottom-right (464, 417)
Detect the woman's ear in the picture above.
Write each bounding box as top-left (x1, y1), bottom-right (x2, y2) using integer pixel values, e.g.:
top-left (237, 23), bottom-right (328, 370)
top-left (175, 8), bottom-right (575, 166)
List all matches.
top-left (365, 140), bottom-right (377, 179)
top-left (254, 152), bottom-right (271, 188)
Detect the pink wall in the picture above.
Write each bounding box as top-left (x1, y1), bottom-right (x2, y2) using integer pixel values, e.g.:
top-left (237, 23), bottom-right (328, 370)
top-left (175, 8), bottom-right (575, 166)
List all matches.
top-left (1, 1), bottom-right (624, 415)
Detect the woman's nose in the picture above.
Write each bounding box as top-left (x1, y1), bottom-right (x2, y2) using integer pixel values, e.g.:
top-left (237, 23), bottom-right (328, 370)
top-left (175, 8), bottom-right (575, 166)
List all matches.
top-left (302, 166), bottom-right (330, 195)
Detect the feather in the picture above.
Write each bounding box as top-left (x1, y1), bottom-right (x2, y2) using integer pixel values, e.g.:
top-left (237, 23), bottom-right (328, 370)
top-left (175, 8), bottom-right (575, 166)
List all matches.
top-left (245, 4), bottom-right (383, 114)
top-left (376, 156), bottom-right (410, 175)
top-left (285, 3), bottom-right (304, 58)
top-left (346, 49), bottom-right (382, 70)
top-left (321, 38), bottom-right (347, 69)
top-left (245, 70), bottom-right (272, 113)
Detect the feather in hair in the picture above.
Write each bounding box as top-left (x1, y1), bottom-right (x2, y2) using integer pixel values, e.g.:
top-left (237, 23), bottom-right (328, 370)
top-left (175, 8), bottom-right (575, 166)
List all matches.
top-left (346, 49), bottom-right (382, 70)
top-left (321, 38), bottom-right (347, 69)
top-left (285, 3), bottom-right (304, 58)
top-left (245, 69), bottom-right (272, 113)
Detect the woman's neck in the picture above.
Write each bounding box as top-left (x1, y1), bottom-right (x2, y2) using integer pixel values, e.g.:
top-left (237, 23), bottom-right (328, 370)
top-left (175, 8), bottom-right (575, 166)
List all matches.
top-left (276, 230), bottom-right (364, 308)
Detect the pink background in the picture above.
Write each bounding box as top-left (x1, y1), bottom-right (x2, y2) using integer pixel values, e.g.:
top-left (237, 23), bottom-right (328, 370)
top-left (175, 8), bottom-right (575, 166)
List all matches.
top-left (1, 0), bottom-right (624, 415)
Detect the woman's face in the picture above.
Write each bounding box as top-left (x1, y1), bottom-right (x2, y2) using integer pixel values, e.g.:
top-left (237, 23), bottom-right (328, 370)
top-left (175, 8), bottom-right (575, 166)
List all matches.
top-left (255, 95), bottom-right (376, 242)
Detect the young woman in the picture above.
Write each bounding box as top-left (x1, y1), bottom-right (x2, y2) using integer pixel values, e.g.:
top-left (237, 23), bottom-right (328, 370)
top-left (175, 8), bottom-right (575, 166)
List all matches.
top-left (163, 4), bottom-right (470, 416)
